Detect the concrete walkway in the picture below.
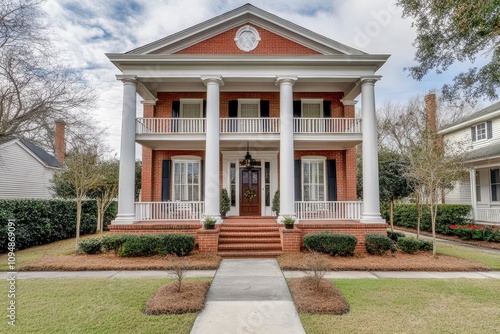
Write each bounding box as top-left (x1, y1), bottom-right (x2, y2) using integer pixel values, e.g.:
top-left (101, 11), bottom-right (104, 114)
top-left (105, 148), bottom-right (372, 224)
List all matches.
top-left (190, 259), bottom-right (306, 334)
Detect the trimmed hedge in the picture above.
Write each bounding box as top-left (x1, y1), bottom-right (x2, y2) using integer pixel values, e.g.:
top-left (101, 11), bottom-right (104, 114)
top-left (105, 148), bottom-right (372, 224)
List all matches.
top-left (365, 234), bottom-right (396, 255)
top-left (81, 234), bottom-right (195, 257)
top-left (387, 230), bottom-right (406, 242)
top-left (0, 199), bottom-right (117, 253)
top-left (382, 204), bottom-right (472, 235)
top-left (303, 233), bottom-right (357, 257)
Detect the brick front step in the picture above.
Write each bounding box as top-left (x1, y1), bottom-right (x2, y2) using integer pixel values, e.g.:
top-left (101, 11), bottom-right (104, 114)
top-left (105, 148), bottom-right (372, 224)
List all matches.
top-left (218, 251), bottom-right (282, 258)
top-left (219, 237), bottom-right (281, 244)
top-left (219, 232), bottom-right (280, 238)
top-left (220, 226), bottom-right (280, 232)
top-left (218, 243), bottom-right (282, 250)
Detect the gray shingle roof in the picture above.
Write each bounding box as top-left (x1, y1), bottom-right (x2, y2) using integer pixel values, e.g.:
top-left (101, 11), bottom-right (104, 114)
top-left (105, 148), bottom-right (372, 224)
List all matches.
top-left (19, 139), bottom-right (62, 168)
top-left (466, 144), bottom-right (500, 161)
top-left (441, 101), bottom-right (500, 130)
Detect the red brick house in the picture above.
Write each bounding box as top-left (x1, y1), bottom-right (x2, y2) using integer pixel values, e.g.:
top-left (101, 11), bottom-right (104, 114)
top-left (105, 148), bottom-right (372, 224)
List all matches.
top-left (106, 4), bottom-right (389, 255)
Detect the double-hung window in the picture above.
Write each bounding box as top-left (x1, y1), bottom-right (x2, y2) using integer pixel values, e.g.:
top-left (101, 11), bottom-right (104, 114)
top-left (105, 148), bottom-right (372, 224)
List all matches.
top-left (180, 99), bottom-right (203, 118)
top-left (173, 160), bottom-right (200, 201)
top-left (302, 159), bottom-right (325, 201)
top-left (492, 168), bottom-right (500, 202)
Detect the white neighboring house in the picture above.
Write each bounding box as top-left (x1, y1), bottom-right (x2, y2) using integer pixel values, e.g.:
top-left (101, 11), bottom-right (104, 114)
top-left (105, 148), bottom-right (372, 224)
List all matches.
top-left (0, 138), bottom-right (62, 199)
top-left (440, 101), bottom-right (500, 224)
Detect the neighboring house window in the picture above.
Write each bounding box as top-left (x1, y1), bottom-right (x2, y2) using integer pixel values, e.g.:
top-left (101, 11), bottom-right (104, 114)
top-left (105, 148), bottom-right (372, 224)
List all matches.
top-left (238, 99), bottom-right (260, 118)
top-left (471, 121), bottom-right (492, 142)
top-left (301, 99), bottom-right (323, 118)
top-left (302, 159), bottom-right (325, 201)
top-left (173, 160), bottom-right (200, 201)
top-left (475, 171), bottom-right (481, 202)
top-left (180, 99), bottom-right (203, 118)
top-left (492, 168), bottom-right (500, 202)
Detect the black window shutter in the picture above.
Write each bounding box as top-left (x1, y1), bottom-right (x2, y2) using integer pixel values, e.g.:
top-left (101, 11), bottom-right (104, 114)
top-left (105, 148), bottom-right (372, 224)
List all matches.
top-left (260, 100), bottom-right (270, 117)
top-left (200, 160), bottom-right (205, 201)
top-left (323, 100), bottom-right (332, 118)
top-left (161, 160), bottom-right (171, 201)
top-left (294, 159), bottom-right (302, 201)
top-left (203, 100), bottom-right (206, 118)
top-left (172, 101), bottom-right (180, 118)
top-left (487, 121), bottom-right (493, 139)
top-left (293, 101), bottom-right (301, 118)
top-left (471, 127), bottom-right (476, 142)
top-left (327, 160), bottom-right (337, 201)
top-left (228, 100), bottom-right (238, 118)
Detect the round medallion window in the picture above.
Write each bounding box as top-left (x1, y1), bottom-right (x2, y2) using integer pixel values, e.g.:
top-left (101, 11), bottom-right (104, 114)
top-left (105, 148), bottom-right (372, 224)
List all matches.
top-left (235, 25), bottom-right (261, 52)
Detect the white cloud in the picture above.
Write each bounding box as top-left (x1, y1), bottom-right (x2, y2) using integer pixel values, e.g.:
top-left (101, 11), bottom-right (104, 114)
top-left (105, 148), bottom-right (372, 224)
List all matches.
top-left (39, 0), bottom-right (476, 157)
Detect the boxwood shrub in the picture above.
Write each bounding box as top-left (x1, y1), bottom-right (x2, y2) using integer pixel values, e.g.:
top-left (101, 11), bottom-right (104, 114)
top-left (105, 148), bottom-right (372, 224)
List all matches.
top-left (79, 238), bottom-right (102, 254)
top-left (82, 234), bottom-right (195, 257)
top-left (382, 204), bottom-right (472, 235)
top-left (397, 237), bottom-right (421, 254)
top-left (303, 233), bottom-right (357, 257)
top-left (386, 230), bottom-right (406, 242)
top-left (0, 199), bottom-right (117, 253)
top-left (365, 234), bottom-right (396, 255)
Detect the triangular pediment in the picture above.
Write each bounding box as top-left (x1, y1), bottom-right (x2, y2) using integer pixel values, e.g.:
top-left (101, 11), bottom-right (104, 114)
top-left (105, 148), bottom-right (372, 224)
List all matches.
top-left (127, 4), bottom-right (365, 56)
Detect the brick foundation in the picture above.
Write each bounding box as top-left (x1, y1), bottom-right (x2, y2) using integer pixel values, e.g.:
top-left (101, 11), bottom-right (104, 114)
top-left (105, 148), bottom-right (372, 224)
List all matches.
top-left (198, 228), bottom-right (220, 252)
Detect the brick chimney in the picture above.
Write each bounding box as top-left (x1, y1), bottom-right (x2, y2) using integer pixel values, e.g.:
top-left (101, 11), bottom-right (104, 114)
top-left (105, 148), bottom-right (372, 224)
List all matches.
top-left (55, 120), bottom-right (66, 164)
top-left (425, 93), bottom-right (437, 133)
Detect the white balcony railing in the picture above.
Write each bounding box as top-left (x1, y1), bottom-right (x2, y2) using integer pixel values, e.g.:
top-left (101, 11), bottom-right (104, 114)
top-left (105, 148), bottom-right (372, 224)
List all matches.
top-left (476, 208), bottom-right (500, 223)
top-left (295, 201), bottom-right (363, 220)
top-left (135, 202), bottom-right (205, 221)
top-left (220, 118), bottom-right (280, 133)
top-left (136, 118), bottom-right (206, 134)
top-left (293, 118), bottom-right (362, 134)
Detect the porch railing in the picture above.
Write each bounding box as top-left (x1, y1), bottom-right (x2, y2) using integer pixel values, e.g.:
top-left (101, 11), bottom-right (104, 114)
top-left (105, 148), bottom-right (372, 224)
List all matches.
top-left (136, 118), bottom-right (206, 134)
top-left (135, 202), bottom-right (205, 221)
top-left (219, 118), bottom-right (280, 133)
top-left (476, 208), bottom-right (500, 223)
top-left (295, 201), bottom-right (363, 220)
top-left (293, 118), bottom-right (362, 134)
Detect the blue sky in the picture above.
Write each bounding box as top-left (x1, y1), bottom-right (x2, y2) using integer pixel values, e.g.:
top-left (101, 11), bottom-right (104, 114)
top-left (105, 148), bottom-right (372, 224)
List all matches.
top-left (41, 0), bottom-right (492, 156)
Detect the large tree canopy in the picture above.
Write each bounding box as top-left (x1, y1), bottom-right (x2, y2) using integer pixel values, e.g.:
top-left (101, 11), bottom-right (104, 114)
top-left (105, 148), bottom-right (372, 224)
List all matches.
top-left (397, 0), bottom-right (500, 104)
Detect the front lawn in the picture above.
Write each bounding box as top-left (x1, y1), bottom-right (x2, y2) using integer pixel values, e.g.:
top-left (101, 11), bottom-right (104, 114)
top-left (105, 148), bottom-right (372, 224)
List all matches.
top-left (437, 242), bottom-right (500, 270)
top-left (0, 278), bottom-right (203, 333)
top-left (301, 279), bottom-right (500, 334)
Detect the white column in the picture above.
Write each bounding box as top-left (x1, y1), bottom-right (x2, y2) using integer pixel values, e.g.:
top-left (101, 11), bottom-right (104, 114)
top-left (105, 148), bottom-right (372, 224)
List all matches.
top-left (202, 76), bottom-right (224, 222)
top-left (360, 77), bottom-right (384, 223)
top-left (113, 75), bottom-right (137, 224)
top-left (470, 169), bottom-right (477, 220)
top-left (276, 76), bottom-right (297, 222)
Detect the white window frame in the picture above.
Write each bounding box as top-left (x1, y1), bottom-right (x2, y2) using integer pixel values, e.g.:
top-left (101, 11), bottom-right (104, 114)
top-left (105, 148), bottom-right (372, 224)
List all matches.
top-left (238, 99), bottom-right (260, 118)
top-left (172, 156), bottom-right (201, 202)
top-left (475, 171), bottom-right (481, 202)
top-left (180, 99), bottom-right (203, 118)
top-left (492, 168), bottom-right (500, 202)
top-left (301, 99), bottom-right (323, 118)
top-left (472, 122), bottom-right (487, 142)
top-left (301, 157), bottom-right (327, 201)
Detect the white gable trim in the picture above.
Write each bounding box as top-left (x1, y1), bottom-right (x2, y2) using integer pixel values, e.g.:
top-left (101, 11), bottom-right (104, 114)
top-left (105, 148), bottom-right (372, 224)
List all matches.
top-left (126, 4), bottom-right (365, 56)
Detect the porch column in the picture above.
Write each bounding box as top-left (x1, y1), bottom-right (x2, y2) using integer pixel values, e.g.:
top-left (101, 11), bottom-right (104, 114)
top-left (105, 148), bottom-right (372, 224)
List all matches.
top-left (276, 76), bottom-right (297, 221)
top-left (470, 169), bottom-right (477, 220)
top-left (202, 76), bottom-right (224, 222)
top-left (113, 75), bottom-right (137, 224)
top-left (360, 77), bottom-right (384, 223)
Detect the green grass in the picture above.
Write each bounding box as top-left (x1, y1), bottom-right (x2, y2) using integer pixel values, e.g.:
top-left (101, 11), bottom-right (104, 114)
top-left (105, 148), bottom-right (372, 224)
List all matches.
top-left (436, 242), bottom-right (500, 270)
top-left (301, 279), bottom-right (500, 334)
top-left (0, 233), bottom-right (107, 271)
top-left (0, 278), bottom-right (201, 333)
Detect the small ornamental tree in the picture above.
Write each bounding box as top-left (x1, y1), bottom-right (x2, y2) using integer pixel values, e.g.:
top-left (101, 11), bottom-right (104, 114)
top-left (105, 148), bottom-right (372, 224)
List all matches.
top-left (272, 190), bottom-right (280, 215)
top-left (220, 188), bottom-right (230, 217)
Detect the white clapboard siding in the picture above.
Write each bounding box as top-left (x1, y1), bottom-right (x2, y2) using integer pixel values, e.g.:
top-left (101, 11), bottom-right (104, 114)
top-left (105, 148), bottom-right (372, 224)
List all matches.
top-left (445, 179), bottom-right (472, 205)
top-left (0, 142), bottom-right (57, 199)
top-left (444, 115), bottom-right (500, 150)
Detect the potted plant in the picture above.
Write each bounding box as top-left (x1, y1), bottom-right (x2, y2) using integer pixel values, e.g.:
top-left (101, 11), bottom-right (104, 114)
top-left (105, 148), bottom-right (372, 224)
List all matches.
top-left (272, 190), bottom-right (280, 216)
top-left (220, 188), bottom-right (230, 219)
top-left (202, 216), bottom-right (217, 230)
top-left (282, 216), bottom-right (295, 229)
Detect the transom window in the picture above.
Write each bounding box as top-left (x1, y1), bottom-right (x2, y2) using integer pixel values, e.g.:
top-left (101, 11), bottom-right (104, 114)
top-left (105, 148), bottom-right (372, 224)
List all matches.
top-left (238, 99), bottom-right (260, 118)
top-left (302, 159), bottom-right (325, 201)
top-left (180, 99), bottom-right (203, 118)
top-left (473, 123), bottom-right (487, 141)
top-left (173, 160), bottom-right (200, 201)
top-left (301, 99), bottom-right (323, 118)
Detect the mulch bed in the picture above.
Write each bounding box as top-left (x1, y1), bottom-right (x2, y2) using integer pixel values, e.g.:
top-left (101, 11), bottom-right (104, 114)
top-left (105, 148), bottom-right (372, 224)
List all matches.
top-left (394, 226), bottom-right (500, 251)
top-left (18, 251), bottom-right (221, 271)
top-left (278, 252), bottom-right (490, 271)
top-left (288, 277), bottom-right (349, 314)
top-left (144, 280), bottom-right (211, 315)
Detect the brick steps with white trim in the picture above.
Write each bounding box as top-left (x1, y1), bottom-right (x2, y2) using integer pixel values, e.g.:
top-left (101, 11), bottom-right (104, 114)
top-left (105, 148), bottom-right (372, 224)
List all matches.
top-left (218, 218), bottom-right (282, 258)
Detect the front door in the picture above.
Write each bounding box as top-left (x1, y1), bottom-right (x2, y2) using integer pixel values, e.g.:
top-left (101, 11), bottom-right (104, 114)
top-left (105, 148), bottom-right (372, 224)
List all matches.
top-left (240, 169), bottom-right (260, 216)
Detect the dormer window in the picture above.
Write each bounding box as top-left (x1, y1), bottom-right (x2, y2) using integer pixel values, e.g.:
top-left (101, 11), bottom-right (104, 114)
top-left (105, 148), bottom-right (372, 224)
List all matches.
top-left (471, 121), bottom-right (492, 142)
